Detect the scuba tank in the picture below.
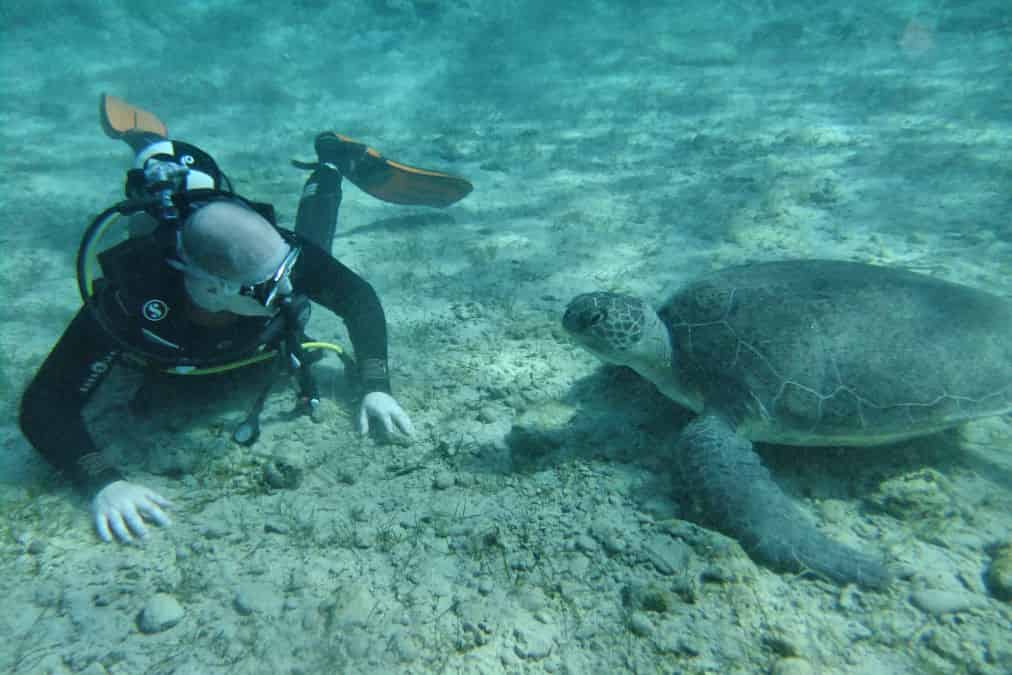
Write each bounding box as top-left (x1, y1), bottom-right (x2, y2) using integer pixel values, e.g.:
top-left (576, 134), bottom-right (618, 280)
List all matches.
top-left (76, 145), bottom-right (347, 445)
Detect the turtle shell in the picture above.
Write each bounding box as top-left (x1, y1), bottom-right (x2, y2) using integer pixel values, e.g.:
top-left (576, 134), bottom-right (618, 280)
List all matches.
top-left (658, 260), bottom-right (1012, 444)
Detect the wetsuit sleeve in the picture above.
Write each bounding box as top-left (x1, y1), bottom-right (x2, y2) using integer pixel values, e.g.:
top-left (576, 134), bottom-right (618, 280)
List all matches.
top-left (292, 240), bottom-right (392, 394)
top-left (294, 165), bottom-right (341, 253)
top-left (18, 307), bottom-right (125, 496)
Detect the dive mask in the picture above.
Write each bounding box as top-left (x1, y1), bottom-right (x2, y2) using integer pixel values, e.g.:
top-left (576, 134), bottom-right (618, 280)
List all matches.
top-left (167, 231), bottom-right (300, 316)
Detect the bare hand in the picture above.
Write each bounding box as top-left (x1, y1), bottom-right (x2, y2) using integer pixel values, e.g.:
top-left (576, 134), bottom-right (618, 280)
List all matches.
top-left (359, 391), bottom-right (415, 437)
top-left (92, 480), bottom-right (173, 543)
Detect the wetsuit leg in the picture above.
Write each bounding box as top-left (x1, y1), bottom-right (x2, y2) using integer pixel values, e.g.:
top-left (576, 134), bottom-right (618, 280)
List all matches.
top-left (294, 165), bottom-right (343, 252)
top-left (123, 131), bottom-right (167, 153)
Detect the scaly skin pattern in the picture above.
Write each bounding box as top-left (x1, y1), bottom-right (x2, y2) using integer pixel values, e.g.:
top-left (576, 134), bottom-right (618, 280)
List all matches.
top-left (562, 292), bottom-right (702, 411)
top-left (563, 261), bottom-right (1012, 588)
top-left (565, 292), bottom-right (889, 585)
top-left (677, 414), bottom-right (891, 587)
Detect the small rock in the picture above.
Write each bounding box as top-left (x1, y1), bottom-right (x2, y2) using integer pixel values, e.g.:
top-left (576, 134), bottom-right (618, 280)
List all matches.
top-left (837, 584), bottom-right (863, 612)
top-left (235, 582), bottom-right (283, 616)
top-left (590, 522), bottom-right (626, 555)
top-left (817, 499), bottom-right (848, 523)
top-left (516, 587), bottom-right (548, 613)
top-left (772, 656), bottom-right (816, 675)
top-left (513, 624), bottom-right (554, 659)
top-left (350, 506), bottom-right (372, 523)
top-left (202, 524), bottom-right (228, 540)
top-left (264, 521), bottom-right (291, 535)
top-left (567, 553), bottom-right (590, 577)
top-left (910, 589), bottom-right (986, 616)
top-left (622, 582), bottom-right (674, 614)
top-left (670, 575), bottom-right (696, 603)
top-left (432, 471), bottom-right (455, 490)
top-left (641, 535), bottom-right (690, 575)
top-left (147, 445), bottom-right (198, 477)
top-left (701, 563), bottom-right (737, 584)
top-left (263, 460), bottom-right (302, 490)
top-left (452, 301), bottom-right (483, 321)
top-left (138, 594), bottom-right (184, 633)
top-left (33, 586), bottom-right (60, 608)
top-left (765, 628), bottom-right (805, 658)
top-left (392, 631), bottom-right (420, 663)
top-left (923, 627), bottom-right (968, 663)
top-left (506, 424), bottom-right (563, 470)
top-left (627, 611), bottom-right (654, 637)
top-left (638, 496), bottom-right (679, 520)
top-left (513, 400), bottom-right (576, 428)
top-left (574, 534), bottom-right (598, 553)
top-left (869, 469), bottom-right (954, 519)
top-left (329, 585), bottom-right (375, 629)
top-left (986, 542), bottom-right (1012, 602)
top-left (345, 630), bottom-right (371, 659)
top-left (310, 397), bottom-right (340, 423)
top-left (353, 526), bottom-right (376, 549)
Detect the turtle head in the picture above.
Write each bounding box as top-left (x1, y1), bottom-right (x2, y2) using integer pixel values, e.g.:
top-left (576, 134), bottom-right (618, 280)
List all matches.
top-left (563, 292), bottom-right (663, 368)
top-left (564, 291), bottom-right (697, 411)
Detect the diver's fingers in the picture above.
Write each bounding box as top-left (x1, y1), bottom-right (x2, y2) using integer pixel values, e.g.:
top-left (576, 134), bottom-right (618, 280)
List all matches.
top-left (394, 410), bottom-right (415, 437)
top-left (108, 513), bottom-right (136, 544)
top-left (138, 497), bottom-right (172, 528)
top-left (94, 513), bottom-right (114, 543)
top-left (122, 505), bottom-right (149, 540)
top-left (146, 491), bottom-right (174, 509)
top-left (359, 405), bottom-right (370, 436)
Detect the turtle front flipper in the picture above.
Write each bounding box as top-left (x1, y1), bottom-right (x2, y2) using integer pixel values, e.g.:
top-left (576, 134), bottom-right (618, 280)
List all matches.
top-left (677, 414), bottom-right (892, 589)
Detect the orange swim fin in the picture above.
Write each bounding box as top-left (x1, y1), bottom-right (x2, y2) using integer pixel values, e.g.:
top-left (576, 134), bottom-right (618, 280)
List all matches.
top-left (307, 133), bottom-right (472, 208)
top-left (99, 93), bottom-right (167, 140)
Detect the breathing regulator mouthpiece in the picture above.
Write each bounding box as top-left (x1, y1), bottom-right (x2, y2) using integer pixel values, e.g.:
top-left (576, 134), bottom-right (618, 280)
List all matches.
top-left (141, 159), bottom-right (190, 222)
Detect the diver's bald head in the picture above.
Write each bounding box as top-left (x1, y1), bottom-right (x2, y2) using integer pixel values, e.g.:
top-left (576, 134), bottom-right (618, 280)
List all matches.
top-left (181, 201), bottom-right (287, 284)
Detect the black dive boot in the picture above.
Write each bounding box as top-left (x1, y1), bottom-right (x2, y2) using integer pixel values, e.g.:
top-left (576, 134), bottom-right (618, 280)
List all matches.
top-left (291, 135), bottom-right (349, 252)
top-left (314, 132), bottom-right (371, 175)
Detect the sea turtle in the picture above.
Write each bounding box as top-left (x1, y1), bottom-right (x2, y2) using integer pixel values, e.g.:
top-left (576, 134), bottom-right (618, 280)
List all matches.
top-left (562, 259), bottom-right (1012, 587)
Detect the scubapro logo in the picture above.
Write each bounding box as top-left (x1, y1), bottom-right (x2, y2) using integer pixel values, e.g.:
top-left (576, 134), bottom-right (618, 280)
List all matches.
top-left (78, 351), bottom-right (119, 394)
top-left (142, 299), bottom-right (169, 322)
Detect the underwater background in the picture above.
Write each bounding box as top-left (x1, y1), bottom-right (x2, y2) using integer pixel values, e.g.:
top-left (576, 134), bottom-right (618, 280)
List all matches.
top-left (1, 1), bottom-right (1010, 673)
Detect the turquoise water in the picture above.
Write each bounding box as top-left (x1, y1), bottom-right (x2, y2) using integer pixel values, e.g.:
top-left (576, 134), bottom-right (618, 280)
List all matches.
top-left (1, 2), bottom-right (1010, 673)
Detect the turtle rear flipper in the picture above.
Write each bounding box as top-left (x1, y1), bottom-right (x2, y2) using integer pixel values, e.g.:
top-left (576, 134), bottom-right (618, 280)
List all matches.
top-left (677, 414), bottom-right (893, 589)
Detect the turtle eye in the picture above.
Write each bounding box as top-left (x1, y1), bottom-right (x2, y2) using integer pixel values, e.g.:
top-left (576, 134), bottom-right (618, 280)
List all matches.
top-left (563, 300), bottom-right (607, 334)
top-left (586, 309), bottom-right (606, 328)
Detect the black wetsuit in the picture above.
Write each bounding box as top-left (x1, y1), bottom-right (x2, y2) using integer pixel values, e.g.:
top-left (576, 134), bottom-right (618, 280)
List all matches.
top-left (18, 163), bottom-right (391, 496)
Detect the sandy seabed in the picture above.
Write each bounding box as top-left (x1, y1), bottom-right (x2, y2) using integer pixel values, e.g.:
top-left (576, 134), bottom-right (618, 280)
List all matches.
top-left (1, 2), bottom-right (1010, 673)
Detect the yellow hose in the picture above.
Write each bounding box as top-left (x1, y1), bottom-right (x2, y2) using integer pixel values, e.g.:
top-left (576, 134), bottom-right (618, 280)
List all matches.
top-left (164, 341), bottom-right (344, 375)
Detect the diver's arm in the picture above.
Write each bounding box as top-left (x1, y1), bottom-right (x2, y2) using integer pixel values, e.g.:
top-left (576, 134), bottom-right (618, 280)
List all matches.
top-left (292, 240), bottom-right (392, 394)
top-left (18, 307), bottom-right (126, 495)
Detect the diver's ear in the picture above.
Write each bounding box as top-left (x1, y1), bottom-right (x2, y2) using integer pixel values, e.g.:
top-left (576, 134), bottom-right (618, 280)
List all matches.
top-left (99, 93), bottom-right (168, 141)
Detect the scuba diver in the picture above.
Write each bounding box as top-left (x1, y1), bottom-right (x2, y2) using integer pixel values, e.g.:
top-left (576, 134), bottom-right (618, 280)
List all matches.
top-left (18, 94), bottom-right (472, 544)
